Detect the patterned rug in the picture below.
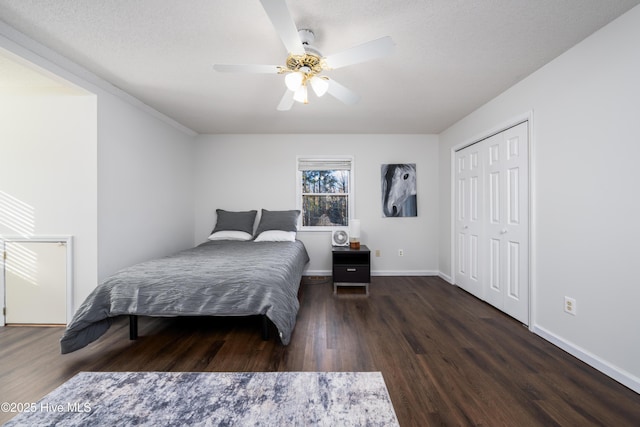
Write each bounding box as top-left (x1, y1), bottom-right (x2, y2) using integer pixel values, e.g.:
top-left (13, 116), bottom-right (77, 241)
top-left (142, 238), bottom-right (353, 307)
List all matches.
top-left (4, 371), bottom-right (399, 426)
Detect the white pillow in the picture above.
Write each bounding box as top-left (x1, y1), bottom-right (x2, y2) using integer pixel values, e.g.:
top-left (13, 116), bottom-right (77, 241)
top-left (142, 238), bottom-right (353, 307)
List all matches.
top-left (208, 230), bottom-right (253, 241)
top-left (254, 230), bottom-right (296, 242)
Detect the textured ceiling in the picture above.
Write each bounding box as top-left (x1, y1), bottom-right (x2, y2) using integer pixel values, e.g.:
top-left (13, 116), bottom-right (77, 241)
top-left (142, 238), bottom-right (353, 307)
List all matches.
top-left (0, 0), bottom-right (638, 134)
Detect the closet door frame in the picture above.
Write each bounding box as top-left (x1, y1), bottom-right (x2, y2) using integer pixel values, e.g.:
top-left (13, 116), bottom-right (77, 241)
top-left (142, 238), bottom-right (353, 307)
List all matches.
top-left (450, 111), bottom-right (535, 329)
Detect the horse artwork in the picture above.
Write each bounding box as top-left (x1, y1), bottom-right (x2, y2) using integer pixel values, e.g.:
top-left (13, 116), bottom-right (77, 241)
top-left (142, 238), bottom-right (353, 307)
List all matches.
top-left (381, 163), bottom-right (417, 217)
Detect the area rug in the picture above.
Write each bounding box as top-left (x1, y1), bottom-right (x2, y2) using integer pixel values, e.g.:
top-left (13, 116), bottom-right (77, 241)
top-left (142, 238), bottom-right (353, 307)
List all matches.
top-left (4, 371), bottom-right (399, 426)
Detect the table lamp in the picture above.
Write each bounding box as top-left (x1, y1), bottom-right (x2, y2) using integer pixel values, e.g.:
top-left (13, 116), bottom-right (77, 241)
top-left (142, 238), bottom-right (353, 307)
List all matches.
top-left (349, 219), bottom-right (361, 249)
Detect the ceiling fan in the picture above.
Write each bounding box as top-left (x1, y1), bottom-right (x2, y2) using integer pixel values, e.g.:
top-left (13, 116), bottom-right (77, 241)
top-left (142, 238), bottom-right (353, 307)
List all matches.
top-left (213, 0), bottom-right (395, 111)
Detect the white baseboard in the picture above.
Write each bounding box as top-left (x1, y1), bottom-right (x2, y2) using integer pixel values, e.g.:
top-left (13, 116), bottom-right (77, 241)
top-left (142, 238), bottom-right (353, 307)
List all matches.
top-left (371, 270), bottom-right (437, 276)
top-left (532, 325), bottom-right (640, 394)
top-left (302, 270), bottom-right (438, 277)
top-left (438, 271), bottom-right (454, 284)
top-left (303, 270), bottom-right (332, 277)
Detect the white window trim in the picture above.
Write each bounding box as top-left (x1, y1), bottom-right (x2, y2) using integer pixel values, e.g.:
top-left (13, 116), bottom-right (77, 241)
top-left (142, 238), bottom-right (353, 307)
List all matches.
top-left (296, 155), bottom-right (355, 231)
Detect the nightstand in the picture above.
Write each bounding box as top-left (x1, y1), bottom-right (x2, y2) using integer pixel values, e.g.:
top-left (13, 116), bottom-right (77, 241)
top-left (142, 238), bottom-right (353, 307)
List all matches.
top-left (332, 245), bottom-right (371, 295)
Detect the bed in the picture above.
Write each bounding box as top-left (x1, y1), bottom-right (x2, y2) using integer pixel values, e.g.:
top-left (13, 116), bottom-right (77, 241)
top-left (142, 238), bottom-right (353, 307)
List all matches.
top-left (60, 209), bottom-right (310, 354)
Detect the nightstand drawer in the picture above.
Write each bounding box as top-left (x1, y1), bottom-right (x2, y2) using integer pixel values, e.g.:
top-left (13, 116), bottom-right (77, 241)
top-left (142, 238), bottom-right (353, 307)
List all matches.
top-left (333, 265), bottom-right (370, 283)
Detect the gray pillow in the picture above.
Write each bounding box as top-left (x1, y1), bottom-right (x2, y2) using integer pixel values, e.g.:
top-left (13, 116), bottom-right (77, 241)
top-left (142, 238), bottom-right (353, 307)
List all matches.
top-left (212, 209), bottom-right (257, 234)
top-left (255, 209), bottom-right (300, 236)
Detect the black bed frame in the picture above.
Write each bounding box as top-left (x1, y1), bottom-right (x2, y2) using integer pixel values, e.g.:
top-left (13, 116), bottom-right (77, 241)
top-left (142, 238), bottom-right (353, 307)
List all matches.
top-left (128, 315), bottom-right (270, 341)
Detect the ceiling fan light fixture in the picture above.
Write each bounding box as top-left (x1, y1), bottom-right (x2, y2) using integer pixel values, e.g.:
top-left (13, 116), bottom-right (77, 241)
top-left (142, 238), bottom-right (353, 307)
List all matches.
top-left (213, 3), bottom-right (394, 111)
top-left (293, 85), bottom-right (308, 104)
top-left (310, 76), bottom-right (329, 97)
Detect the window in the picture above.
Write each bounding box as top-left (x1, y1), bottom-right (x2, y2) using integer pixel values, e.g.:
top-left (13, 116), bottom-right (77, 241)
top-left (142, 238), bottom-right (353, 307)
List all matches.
top-left (297, 157), bottom-right (353, 230)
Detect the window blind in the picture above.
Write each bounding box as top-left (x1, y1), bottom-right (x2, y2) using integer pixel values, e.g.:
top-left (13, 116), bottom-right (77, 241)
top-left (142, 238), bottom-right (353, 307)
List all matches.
top-left (297, 158), bottom-right (352, 171)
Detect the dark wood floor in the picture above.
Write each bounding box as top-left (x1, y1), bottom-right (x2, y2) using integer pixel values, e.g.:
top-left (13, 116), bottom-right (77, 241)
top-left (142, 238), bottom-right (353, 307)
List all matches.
top-left (1, 276), bottom-right (639, 426)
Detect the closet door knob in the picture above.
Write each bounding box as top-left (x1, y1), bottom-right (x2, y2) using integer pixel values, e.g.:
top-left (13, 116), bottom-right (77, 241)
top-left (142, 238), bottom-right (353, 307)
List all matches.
top-left (500, 228), bottom-right (508, 234)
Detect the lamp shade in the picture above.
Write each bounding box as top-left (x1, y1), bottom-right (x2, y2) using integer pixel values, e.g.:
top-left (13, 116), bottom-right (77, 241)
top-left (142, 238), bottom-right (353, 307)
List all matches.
top-left (309, 76), bottom-right (329, 97)
top-left (293, 85), bottom-right (308, 104)
top-left (349, 219), bottom-right (361, 238)
top-left (285, 72), bottom-right (303, 91)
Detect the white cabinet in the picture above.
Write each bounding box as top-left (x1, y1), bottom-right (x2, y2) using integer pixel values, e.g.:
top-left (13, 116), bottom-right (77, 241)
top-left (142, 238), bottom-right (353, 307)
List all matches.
top-left (2, 238), bottom-right (71, 325)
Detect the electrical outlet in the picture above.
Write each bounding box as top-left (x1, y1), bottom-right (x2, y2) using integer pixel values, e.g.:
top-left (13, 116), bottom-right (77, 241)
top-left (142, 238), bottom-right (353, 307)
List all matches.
top-left (375, 249), bottom-right (381, 257)
top-left (564, 296), bottom-right (576, 315)
top-left (398, 249), bottom-right (404, 257)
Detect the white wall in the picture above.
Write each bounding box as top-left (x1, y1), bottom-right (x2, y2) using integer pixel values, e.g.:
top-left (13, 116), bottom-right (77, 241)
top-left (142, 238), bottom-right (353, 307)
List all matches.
top-left (0, 94), bottom-right (97, 309)
top-left (195, 134), bottom-right (439, 275)
top-left (97, 95), bottom-right (195, 281)
top-left (438, 6), bottom-right (640, 390)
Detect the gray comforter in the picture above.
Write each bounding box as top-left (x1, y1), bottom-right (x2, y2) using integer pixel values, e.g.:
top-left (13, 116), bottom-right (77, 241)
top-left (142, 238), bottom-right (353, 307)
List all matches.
top-left (60, 240), bottom-right (309, 354)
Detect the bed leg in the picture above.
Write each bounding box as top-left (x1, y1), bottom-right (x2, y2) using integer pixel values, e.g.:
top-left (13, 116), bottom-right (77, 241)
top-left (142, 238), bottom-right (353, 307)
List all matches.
top-left (261, 315), bottom-right (269, 341)
top-left (129, 315), bottom-right (138, 340)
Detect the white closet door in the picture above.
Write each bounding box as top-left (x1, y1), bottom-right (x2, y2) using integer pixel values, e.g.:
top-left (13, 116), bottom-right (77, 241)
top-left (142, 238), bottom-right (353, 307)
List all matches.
top-left (454, 143), bottom-right (484, 299)
top-left (484, 123), bottom-right (529, 323)
top-left (454, 122), bottom-right (529, 325)
top-left (5, 241), bottom-right (67, 324)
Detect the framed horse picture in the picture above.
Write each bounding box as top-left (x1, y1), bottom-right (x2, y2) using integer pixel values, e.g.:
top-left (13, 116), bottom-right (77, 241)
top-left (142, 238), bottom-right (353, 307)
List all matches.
top-left (381, 163), bottom-right (417, 217)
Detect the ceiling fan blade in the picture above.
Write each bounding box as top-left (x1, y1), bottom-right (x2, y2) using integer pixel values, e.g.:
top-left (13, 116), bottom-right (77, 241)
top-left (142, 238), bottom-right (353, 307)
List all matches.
top-left (259, 0), bottom-right (305, 55)
top-left (277, 89), bottom-right (295, 111)
top-left (213, 64), bottom-right (282, 73)
top-left (326, 79), bottom-right (360, 105)
top-left (324, 36), bottom-right (395, 69)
